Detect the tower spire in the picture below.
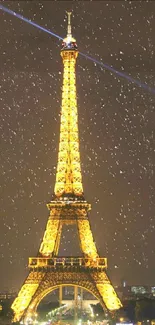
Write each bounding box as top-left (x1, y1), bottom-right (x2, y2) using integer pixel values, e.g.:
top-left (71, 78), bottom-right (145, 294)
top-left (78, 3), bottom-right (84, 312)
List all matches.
top-left (62, 12), bottom-right (77, 50)
top-left (67, 11), bottom-right (72, 37)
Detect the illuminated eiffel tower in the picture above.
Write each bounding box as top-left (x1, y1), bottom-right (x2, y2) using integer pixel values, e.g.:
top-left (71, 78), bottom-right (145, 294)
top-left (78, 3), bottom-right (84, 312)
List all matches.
top-left (11, 13), bottom-right (122, 322)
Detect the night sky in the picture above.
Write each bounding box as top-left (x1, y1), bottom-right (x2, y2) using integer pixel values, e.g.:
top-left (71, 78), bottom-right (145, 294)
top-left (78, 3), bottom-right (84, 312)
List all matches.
top-left (0, 0), bottom-right (155, 293)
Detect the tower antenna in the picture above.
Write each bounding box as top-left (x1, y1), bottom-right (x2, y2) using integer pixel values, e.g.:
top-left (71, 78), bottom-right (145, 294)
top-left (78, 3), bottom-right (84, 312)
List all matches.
top-left (67, 11), bottom-right (72, 37)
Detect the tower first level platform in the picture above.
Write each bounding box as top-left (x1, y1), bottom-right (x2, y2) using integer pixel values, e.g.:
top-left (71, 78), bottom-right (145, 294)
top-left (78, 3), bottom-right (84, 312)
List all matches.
top-left (11, 12), bottom-right (122, 322)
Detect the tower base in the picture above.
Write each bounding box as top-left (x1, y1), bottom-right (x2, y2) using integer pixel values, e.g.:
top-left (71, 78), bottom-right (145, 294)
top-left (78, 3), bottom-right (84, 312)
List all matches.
top-left (12, 257), bottom-right (122, 322)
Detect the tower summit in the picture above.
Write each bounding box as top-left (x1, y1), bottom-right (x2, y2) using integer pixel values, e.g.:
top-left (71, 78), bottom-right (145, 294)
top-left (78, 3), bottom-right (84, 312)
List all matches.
top-left (11, 14), bottom-right (122, 323)
top-left (62, 12), bottom-right (77, 50)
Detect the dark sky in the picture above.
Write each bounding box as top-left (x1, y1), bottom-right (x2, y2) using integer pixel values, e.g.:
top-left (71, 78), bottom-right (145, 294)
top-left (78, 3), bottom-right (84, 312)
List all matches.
top-left (0, 0), bottom-right (155, 293)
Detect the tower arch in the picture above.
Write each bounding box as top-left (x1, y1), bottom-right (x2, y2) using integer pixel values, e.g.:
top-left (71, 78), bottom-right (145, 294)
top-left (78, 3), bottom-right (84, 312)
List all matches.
top-left (30, 284), bottom-right (104, 314)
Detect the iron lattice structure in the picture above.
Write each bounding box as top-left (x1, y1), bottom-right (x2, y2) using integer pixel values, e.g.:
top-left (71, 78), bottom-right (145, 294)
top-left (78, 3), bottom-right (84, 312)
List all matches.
top-left (11, 13), bottom-right (122, 322)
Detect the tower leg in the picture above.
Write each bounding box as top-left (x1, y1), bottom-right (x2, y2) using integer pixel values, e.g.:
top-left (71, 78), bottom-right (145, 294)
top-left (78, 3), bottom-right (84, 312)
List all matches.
top-left (91, 271), bottom-right (122, 311)
top-left (11, 271), bottom-right (45, 322)
top-left (39, 209), bottom-right (61, 256)
top-left (78, 219), bottom-right (98, 259)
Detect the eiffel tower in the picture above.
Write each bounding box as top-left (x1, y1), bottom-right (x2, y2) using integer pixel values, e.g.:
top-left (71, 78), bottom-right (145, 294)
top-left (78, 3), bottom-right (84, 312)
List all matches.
top-left (11, 12), bottom-right (122, 323)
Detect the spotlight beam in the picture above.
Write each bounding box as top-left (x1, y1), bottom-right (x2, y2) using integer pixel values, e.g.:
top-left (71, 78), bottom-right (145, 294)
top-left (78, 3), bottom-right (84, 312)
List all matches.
top-left (0, 4), bottom-right (63, 40)
top-left (79, 52), bottom-right (155, 94)
top-left (1, 3), bottom-right (155, 95)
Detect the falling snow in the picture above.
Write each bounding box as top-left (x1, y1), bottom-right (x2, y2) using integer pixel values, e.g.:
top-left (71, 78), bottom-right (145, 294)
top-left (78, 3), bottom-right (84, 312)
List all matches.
top-left (0, 1), bottom-right (155, 291)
